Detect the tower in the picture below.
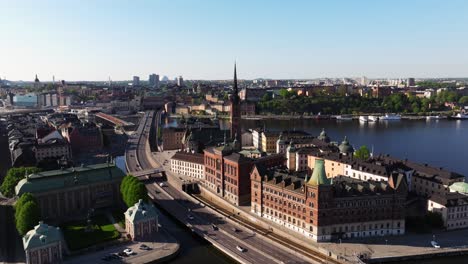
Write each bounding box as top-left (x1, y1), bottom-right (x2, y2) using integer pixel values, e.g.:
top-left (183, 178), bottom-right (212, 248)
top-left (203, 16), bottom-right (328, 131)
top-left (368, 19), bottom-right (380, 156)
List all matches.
top-left (230, 63), bottom-right (242, 147)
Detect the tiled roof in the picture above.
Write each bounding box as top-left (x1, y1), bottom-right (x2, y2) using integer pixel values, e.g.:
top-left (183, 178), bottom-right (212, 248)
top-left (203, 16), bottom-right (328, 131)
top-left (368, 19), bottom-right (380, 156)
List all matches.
top-left (171, 151), bottom-right (204, 165)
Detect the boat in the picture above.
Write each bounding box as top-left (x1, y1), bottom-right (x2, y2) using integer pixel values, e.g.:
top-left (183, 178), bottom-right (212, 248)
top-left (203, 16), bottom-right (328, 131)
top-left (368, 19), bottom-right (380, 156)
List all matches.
top-left (359, 116), bottom-right (368, 122)
top-left (448, 113), bottom-right (468, 120)
top-left (426, 115), bottom-right (441, 120)
top-left (336, 115), bottom-right (353, 121)
top-left (368, 116), bottom-right (379, 122)
top-left (380, 114), bottom-right (401, 121)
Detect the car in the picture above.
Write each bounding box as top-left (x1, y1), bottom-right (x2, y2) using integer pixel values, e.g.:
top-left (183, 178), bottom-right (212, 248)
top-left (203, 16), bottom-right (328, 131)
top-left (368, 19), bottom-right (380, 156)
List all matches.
top-left (139, 244), bottom-right (152, 250)
top-left (232, 227), bottom-right (238, 232)
top-left (187, 214), bottom-right (194, 220)
top-left (431, 241), bottom-right (441, 248)
top-left (211, 224), bottom-right (218, 231)
top-left (123, 248), bottom-right (135, 255)
top-left (236, 245), bottom-right (246, 252)
top-left (159, 182), bottom-right (167, 187)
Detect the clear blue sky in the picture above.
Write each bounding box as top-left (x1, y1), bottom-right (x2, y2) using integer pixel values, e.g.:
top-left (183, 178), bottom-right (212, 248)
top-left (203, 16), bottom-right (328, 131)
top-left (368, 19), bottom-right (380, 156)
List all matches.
top-left (1, 0), bottom-right (467, 81)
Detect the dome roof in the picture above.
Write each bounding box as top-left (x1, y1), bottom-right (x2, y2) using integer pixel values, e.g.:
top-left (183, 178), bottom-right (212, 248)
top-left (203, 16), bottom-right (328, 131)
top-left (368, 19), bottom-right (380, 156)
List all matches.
top-left (317, 128), bottom-right (330, 142)
top-left (338, 136), bottom-right (354, 154)
top-left (307, 159), bottom-right (331, 186)
top-left (449, 182), bottom-right (468, 194)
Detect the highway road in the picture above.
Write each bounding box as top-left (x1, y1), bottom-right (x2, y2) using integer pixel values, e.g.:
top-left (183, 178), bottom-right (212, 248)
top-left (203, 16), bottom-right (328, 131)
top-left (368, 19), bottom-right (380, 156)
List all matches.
top-left (125, 111), bottom-right (319, 264)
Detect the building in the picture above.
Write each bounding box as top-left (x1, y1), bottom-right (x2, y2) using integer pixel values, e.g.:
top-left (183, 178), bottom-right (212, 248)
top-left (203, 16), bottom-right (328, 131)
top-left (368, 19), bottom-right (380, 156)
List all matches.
top-left (428, 192), bottom-right (468, 230)
top-left (203, 141), bottom-right (285, 206)
top-left (13, 93), bottom-right (39, 108)
top-left (133, 76), bottom-right (140, 86)
top-left (230, 63), bottom-right (242, 145)
top-left (161, 127), bottom-right (187, 150)
top-left (23, 222), bottom-right (63, 264)
top-left (407, 78), bottom-right (415, 87)
top-left (125, 199), bottom-right (159, 241)
top-left (251, 159), bottom-right (407, 242)
top-left (15, 162), bottom-right (125, 220)
top-left (252, 128), bottom-right (263, 150)
top-left (34, 130), bottom-right (72, 164)
top-left (177, 76), bottom-right (184, 87)
top-left (262, 131), bottom-right (281, 154)
top-left (61, 122), bottom-right (103, 154)
top-left (239, 88), bottom-right (268, 102)
top-left (170, 151), bottom-right (205, 179)
top-left (149, 74), bottom-right (160, 88)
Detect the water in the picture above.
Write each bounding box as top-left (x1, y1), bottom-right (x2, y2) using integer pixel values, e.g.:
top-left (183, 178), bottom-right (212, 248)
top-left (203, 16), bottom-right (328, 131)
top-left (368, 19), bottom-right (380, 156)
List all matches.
top-left (240, 119), bottom-right (468, 177)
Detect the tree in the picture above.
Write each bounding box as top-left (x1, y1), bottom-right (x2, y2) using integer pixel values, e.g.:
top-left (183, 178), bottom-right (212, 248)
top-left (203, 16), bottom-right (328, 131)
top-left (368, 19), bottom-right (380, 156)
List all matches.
top-left (126, 182), bottom-right (148, 206)
top-left (14, 193), bottom-right (36, 219)
top-left (15, 201), bottom-right (40, 236)
top-left (0, 167), bottom-right (41, 198)
top-left (459, 96), bottom-right (468, 105)
top-left (354, 145), bottom-right (370, 160)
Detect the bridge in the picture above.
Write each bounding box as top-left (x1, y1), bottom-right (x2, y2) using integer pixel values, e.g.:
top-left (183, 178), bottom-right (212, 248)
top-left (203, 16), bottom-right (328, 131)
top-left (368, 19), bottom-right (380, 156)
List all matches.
top-left (131, 168), bottom-right (165, 179)
top-left (95, 112), bottom-right (135, 128)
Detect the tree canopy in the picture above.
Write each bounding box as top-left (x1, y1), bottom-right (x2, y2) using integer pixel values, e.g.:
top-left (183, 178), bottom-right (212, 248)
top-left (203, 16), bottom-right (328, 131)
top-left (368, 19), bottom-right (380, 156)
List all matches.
top-left (0, 167), bottom-right (41, 198)
top-left (15, 193), bottom-right (41, 236)
top-left (120, 175), bottom-right (148, 207)
top-left (354, 145), bottom-right (371, 160)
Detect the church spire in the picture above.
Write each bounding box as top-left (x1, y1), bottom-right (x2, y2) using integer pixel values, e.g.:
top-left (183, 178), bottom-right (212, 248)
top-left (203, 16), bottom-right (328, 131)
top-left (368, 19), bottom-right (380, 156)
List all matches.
top-left (234, 61), bottom-right (238, 94)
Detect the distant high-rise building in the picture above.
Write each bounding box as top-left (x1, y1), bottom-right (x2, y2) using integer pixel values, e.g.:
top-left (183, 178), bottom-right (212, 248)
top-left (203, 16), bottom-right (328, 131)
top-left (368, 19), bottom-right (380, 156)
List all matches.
top-left (161, 75), bottom-right (169, 82)
top-left (133, 76), bottom-right (140, 86)
top-left (148, 73), bottom-right (160, 88)
top-left (360, 76), bottom-right (368, 86)
top-left (177, 76), bottom-right (184, 87)
top-left (407, 78), bottom-right (415, 87)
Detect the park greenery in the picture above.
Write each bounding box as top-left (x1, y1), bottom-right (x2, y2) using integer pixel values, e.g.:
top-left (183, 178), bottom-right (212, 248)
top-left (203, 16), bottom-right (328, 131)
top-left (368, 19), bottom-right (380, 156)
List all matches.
top-left (0, 167), bottom-right (41, 198)
top-left (15, 193), bottom-right (41, 236)
top-left (61, 214), bottom-right (119, 251)
top-left (257, 88), bottom-right (467, 115)
top-left (354, 146), bottom-right (371, 160)
top-left (120, 175), bottom-right (148, 207)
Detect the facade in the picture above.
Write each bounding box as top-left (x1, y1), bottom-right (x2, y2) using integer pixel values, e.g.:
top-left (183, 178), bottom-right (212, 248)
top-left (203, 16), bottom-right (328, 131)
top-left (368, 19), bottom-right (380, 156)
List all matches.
top-left (428, 192), bottom-right (468, 230)
top-left (203, 142), bottom-right (285, 206)
top-left (170, 151), bottom-right (205, 179)
top-left (161, 127), bottom-right (185, 150)
top-left (133, 76), bottom-right (140, 86)
top-left (34, 139), bottom-right (72, 164)
top-left (251, 159), bottom-right (407, 242)
top-left (23, 222), bottom-right (63, 264)
top-left (252, 129), bottom-right (263, 150)
top-left (149, 74), bottom-right (160, 88)
top-left (61, 122), bottom-right (103, 154)
top-left (262, 131), bottom-right (281, 154)
top-left (15, 162), bottom-right (125, 220)
top-left (13, 93), bottom-right (39, 108)
top-left (125, 199), bottom-right (159, 241)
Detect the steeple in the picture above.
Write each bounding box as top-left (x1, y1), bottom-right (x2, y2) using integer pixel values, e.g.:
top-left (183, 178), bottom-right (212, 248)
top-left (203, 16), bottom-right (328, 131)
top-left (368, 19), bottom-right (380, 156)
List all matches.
top-left (307, 159), bottom-right (331, 186)
top-left (230, 62), bottom-right (241, 146)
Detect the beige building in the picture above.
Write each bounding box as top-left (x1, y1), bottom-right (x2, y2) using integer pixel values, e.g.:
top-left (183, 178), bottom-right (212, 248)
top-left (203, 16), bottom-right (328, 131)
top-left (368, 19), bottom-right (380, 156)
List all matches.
top-left (125, 199), bottom-right (159, 241)
top-left (428, 192), bottom-right (468, 230)
top-left (23, 222), bottom-right (63, 264)
top-left (170, 151), bottom-right (205, 179)
top-left (261, 131), bottom-right (280, 154)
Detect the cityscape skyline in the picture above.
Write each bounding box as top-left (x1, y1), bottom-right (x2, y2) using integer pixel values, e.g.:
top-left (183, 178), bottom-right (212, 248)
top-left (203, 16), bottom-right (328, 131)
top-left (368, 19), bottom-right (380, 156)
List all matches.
top-left (1, 0), bottom-right (468, 81)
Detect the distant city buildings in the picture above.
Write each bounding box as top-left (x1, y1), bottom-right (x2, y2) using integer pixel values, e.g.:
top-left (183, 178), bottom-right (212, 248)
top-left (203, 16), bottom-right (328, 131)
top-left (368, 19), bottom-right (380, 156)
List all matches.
top-left (133, 76), bottom-right (140, 86)
top-left (149, 73), bottom-right (160, 88)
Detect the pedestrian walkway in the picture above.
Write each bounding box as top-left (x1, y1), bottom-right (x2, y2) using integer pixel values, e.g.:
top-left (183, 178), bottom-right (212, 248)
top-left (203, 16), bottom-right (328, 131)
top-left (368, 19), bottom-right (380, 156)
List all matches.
top-left (106, 211), bottom-right (126, 234)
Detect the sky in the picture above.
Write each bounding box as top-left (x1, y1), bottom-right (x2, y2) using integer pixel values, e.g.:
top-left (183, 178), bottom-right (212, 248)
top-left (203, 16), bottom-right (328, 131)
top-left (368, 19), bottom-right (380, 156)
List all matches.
top-left (1, 0), bottom-right (467, 81)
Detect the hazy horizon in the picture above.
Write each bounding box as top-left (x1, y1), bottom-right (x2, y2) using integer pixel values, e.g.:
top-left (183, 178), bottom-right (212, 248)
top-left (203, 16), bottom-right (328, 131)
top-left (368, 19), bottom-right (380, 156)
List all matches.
top-left (1, 0), bottom-right (467, 81)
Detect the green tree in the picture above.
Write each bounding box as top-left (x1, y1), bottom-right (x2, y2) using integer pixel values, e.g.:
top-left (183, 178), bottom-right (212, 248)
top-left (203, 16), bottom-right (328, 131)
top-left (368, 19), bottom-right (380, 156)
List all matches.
top-left (459, 96), bottom-right (468, 105)
top-left (15, 201), bottom-right (40, 235)
top-left (354, 145), bottom-right (371, 160)
top-left (126, 182), bottom-right (148, 206)
top-left (14, 193), bottom-right (36, 218)
top-left (0, 167), bottom-right (40, 197)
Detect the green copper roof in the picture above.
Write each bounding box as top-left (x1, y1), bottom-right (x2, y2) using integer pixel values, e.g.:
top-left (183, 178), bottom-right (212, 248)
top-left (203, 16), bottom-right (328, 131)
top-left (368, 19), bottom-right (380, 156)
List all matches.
top-left (125, 199), bottom-right (158, 223)
top-left (449, 182), bottom-right (468, 194)
top-left (339, 136), bottom-right (354, 154)
top-left (15, 163), bottom-right (125, 196)
top-left (23, 222), bottom-right (62, 250)
top-left (307, 159), bottom-right (331, 186)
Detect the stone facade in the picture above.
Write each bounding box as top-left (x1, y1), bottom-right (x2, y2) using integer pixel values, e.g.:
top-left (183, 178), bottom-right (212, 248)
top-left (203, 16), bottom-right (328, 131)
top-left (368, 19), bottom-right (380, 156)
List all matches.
top-left (125, 200), bottom-right (159, 241)
top-left (170, 151), bottom-right (205, 179)
top-left (23, 222), bottom-right (63, 264)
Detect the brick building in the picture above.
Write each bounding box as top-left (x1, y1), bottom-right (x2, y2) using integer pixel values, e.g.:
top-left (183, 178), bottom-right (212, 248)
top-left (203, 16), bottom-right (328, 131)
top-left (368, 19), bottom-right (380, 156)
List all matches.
top-left (251, 159), bottom-right (407, 242)
top-left (161, 127), bottom-right (185, 150)
top-left (203, 141), bottom-right (285, 206)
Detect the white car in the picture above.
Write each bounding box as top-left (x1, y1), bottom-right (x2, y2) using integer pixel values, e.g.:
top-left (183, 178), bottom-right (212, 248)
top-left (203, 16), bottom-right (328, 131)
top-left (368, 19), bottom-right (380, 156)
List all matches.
top-left (236, 245), bottom-right (246, 252)
top-left (159, 182), bottom-right (167, 187)
top-left (123, 248), bottom-right (135, 255)
top-left (187, 214), bottom-right (194, 220)
top-left (431, 241), bottom-right (440, 248)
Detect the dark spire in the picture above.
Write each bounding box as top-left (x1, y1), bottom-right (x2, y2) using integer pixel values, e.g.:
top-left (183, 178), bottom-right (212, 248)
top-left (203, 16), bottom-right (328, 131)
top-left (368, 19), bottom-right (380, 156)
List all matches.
top-left (234, 62), bottom-right (238, 94)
